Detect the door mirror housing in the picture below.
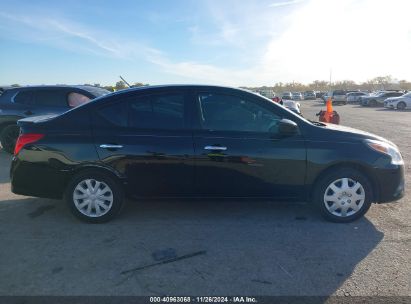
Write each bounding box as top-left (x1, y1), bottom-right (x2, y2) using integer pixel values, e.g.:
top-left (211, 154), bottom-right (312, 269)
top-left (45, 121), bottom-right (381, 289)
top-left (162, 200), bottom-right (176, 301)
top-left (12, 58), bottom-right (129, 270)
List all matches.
top-left (278, 119), bottom-right (299, 137)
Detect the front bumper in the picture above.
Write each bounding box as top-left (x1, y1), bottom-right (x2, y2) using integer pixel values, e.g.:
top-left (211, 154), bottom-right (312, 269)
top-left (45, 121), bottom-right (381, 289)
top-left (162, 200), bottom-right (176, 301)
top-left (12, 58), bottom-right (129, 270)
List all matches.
top-left (373, 164), bottom-right (405, 203)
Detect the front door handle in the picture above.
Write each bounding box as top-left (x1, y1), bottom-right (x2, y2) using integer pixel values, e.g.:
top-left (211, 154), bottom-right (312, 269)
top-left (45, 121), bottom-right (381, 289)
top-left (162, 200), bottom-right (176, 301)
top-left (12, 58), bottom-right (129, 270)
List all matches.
top-left (204, 145), bottom-right (227, 151)
top-left (100, 144), bottom-right (123, 149)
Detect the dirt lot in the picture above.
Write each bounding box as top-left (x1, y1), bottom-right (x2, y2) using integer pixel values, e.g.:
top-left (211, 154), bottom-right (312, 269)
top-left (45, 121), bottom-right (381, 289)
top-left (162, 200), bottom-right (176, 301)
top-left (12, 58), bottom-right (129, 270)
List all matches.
top-left (0, 101), bottom-right (409, 297)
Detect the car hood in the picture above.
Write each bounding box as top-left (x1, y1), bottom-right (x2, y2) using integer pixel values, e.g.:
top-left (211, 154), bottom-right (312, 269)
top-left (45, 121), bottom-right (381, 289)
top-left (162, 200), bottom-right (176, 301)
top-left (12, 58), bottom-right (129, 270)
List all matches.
top-left (319, 123), bottom-right (397, 147)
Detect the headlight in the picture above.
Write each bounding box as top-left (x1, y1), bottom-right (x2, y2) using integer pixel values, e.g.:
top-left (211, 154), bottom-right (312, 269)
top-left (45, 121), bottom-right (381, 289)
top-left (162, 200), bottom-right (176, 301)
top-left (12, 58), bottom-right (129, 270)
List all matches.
top-left (365, 139), bottom-right (403, 165)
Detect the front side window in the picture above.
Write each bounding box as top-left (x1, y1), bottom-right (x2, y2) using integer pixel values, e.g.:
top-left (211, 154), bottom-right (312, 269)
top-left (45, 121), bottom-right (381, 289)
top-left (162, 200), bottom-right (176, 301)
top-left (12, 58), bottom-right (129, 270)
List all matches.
top-left (198, 93), bottom-right (281, 133)
top-left (129, 93), bottom-right (185, 130)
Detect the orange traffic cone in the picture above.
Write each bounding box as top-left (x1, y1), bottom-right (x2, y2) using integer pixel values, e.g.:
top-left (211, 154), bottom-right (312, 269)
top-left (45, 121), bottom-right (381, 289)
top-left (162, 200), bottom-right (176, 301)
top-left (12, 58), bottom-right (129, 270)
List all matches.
top-left (326, 97), bottom-right (333, 113)
top-left (324, 98), bottom-right (333, 122)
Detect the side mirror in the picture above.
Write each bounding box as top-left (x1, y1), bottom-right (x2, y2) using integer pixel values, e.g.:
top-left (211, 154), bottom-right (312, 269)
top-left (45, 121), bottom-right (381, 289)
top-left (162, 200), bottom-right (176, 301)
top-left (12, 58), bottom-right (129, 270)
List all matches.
top-left (278, 119), bottom-right (299, 137)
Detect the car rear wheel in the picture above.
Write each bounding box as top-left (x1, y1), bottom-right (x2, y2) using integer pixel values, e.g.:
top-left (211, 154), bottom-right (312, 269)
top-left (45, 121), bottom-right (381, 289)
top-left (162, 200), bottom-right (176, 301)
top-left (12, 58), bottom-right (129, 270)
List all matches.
top-left (65, 170), bottom-right (124, 223)
top-left (313, 168), bottom-right (373, 223)
top-left (397, 102), bottom-right (406, 110)
top-left (0, 124), bottom-right (20, 154)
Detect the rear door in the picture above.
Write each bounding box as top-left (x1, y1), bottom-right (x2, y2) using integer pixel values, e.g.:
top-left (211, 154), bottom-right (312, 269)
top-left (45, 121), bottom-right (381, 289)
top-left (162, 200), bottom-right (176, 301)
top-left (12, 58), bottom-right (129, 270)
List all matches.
top-left (192, 90), bottom-right (307, 199)
top-left (92, 90), bottom-right (195, 197)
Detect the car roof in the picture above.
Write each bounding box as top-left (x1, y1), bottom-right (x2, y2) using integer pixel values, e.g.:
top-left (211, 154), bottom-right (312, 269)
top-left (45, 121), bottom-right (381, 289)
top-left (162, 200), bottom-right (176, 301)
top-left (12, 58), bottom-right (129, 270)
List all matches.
top-left (2, 85), bottom-right (109, 97)
top-left (103, 84), bottom-right (257, 98)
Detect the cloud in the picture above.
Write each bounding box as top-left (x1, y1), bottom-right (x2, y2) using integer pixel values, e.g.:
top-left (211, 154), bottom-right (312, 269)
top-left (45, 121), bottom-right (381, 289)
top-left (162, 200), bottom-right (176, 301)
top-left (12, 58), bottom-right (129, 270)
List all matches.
top-left (269, 0), bottom-right (304, 8)
top-left (1, 0), bottom-right (411, 86)
top-left (0, 12), bottom-right (153, 59)
top-left (260, 0), bottom-right (411, 83)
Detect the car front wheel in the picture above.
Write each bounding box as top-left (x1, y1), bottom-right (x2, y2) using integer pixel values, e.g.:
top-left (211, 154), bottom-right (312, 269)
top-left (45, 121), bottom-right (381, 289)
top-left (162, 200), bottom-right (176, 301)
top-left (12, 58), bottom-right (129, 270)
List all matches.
top-left (65, 170), bottom-right (124, 223)
top-left (397, 102), bottom-right (406, 110)
top-left (313, 168), bottom-right (373, 223)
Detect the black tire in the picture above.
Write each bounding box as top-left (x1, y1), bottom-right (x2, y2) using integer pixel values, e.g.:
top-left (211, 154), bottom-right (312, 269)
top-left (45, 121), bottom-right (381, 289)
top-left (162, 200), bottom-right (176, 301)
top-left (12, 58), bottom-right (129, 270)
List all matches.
top-left (0, 124), bottom-right (20, 154)
top-left (369, 100), bottom-right (377, 107)
top-left (65, 170), bottom-right (124, 223)
top-left (397, 102), bottom-right (406, 110)
top-left (313, 168), bottom-right (373, 223)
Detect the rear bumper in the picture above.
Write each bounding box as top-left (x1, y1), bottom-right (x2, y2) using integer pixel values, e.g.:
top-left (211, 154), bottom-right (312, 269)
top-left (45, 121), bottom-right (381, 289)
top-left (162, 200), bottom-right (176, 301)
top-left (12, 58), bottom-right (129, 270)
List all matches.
top-left (10, 156), bottom-right (66, 199)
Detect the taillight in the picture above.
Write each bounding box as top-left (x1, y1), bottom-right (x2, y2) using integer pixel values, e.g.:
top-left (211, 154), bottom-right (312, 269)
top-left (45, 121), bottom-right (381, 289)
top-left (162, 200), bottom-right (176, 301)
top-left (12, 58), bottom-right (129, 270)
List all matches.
top-left (14, 133), bottom-right (44, 155)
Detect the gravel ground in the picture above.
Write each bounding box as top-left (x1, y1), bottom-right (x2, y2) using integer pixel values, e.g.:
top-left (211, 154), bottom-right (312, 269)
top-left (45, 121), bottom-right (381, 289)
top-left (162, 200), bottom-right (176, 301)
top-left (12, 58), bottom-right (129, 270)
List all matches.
top-left (0, 101), bottom-right (409, 297)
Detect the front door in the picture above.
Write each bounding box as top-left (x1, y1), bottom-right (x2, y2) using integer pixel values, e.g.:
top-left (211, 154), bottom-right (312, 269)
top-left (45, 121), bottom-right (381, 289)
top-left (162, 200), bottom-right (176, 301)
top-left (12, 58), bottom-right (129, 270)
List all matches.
top-left (192, 91), bottom-right (306, 199)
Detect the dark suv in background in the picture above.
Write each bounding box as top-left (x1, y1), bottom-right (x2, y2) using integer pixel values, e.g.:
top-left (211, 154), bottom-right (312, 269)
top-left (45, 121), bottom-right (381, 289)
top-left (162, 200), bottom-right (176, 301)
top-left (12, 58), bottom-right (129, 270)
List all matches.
top-left (0, 85), bottom-right (109, 153)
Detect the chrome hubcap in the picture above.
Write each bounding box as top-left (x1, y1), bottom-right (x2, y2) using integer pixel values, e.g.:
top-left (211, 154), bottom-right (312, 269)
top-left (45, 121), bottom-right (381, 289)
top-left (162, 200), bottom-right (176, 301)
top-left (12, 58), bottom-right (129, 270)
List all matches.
top-left (73, 179), bottom-right (113, 217)
top-left (323, 178), bottom-right (365, 217)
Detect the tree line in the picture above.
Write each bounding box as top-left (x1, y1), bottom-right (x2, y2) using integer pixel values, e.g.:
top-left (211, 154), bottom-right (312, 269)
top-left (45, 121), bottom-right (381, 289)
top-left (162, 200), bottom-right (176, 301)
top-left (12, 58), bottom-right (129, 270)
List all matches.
top-left (244, 76), bottom-right (411, 93)
top-left (8, 75), bottom-right (411, 92)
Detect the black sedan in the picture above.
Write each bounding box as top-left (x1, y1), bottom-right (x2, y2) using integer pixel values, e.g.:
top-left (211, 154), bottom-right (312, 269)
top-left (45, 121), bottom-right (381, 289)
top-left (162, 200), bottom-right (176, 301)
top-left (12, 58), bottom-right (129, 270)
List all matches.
top-left (10, 85), bottom-right (405, 223)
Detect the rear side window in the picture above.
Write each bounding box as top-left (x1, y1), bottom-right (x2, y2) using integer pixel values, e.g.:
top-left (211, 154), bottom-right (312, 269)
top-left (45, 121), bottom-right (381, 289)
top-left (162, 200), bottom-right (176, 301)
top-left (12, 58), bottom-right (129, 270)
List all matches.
top-left (129, 93), bottom-right (185, 130)
top-left (14, 91), bottom-right (33, 104)
top-left (33, 90), bottom-right (69, 107)
top-left (96, 102), bottom-right (128, 128)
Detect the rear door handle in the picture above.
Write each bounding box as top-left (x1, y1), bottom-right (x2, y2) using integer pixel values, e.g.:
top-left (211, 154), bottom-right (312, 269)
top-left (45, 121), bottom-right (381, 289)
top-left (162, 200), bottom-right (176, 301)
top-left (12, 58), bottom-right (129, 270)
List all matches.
top-left (100, 144), bottom-right (123, 149)
top-left (204, 145), bottom-right (227, 151)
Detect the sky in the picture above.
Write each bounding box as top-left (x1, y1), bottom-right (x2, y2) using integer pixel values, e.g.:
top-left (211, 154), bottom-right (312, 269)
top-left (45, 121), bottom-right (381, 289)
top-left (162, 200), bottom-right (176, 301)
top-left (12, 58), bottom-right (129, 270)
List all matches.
top-left (1, 0), bottom-right (411, 87)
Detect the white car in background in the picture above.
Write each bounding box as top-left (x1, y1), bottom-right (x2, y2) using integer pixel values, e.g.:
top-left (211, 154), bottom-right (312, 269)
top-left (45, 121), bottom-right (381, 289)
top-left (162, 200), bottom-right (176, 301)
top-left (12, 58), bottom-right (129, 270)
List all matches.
top-left (292, 92), bottom-right (303, 100)
top-left (282, 99), bottom-right (301, 115)
top-left (384, 92), bottom-right (411, 110)
top-left (346, 91), bottom-right (368, 103)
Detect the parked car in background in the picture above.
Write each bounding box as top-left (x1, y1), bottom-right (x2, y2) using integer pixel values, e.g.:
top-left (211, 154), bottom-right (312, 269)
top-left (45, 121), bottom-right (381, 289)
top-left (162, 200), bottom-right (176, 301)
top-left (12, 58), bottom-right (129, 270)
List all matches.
top-left (327, 90), bottom-right (347, 105)
top-left (282, 99), bottom-right (301, 115)
top-left (0, 85), bottom-right (110, 153)
top-left (281, 92), bottom-right (293, 100)
top-left (321, 92), bottom-right (329, 102)
top-left (384, 92), bottom-right (411, 110)
top-left (316, 91), bottom-right (326, 99)
top-left (347, 92), bottom-right (368, 103)
top-left (292, 92), bottom-right (303, 100)
top-left (361, 91), bottom-right (403, 107)
top-left (304, 90), bottom-right (316, 100)
top-left (10, 85), bottom-right (404, 223)
top-left (256, 88), bottom-right (276, 99)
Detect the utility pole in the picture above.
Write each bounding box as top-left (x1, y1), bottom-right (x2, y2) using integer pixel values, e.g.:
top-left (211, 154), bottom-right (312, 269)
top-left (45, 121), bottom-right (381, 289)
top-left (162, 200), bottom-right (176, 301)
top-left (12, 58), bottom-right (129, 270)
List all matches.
top-left (329, 68), bottom-right (332, 92)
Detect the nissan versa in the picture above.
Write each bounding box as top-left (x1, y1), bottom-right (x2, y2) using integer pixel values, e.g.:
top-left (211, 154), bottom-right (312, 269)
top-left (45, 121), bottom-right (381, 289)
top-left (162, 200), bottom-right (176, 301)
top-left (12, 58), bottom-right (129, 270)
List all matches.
top-left (10, 85), bottom-right (405, 223)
